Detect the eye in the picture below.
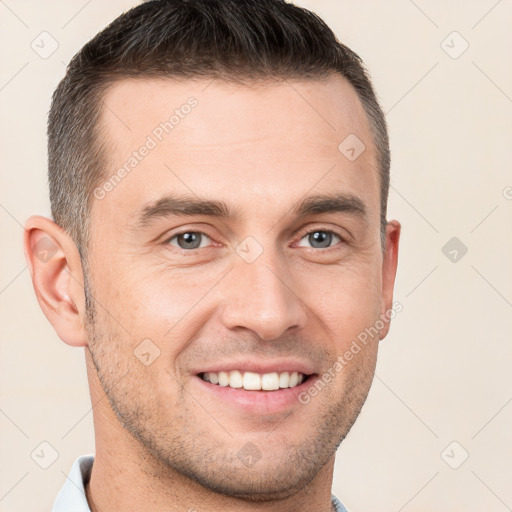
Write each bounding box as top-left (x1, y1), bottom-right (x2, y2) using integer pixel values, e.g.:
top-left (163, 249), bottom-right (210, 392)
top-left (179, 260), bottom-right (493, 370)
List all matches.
top-left (295, 229), bottom-right (343, 249)
top-left (164, 228), bottom-right (345, 252)
top-left (166, 231), bottom-right (212, 250)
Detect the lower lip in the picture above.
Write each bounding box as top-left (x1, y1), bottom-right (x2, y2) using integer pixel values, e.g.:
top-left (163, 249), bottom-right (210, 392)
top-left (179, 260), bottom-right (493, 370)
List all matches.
top-left (193, 375), bottom-right (318, 415)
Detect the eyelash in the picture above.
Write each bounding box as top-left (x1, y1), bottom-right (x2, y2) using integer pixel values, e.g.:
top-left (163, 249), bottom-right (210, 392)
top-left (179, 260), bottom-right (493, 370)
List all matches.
top-left (164, 227), bottom-right (346, 252)
top-left (295, 227), bottom-right (345, 249)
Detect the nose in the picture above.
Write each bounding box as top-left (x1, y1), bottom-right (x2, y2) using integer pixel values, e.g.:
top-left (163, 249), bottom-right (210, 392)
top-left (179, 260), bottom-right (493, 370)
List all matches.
top-left (218, 250), bottom-right (308, 341)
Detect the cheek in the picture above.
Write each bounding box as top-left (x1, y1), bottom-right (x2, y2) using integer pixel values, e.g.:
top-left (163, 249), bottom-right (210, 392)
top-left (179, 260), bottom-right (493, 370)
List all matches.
top-left (302, 263), bottom-right (382, 345)
top-left (105, 268), bottom-right (220, 351)
top-left (107, 268), bottom-right (184, 317)
top-left (96, 244), bottom-right (382, 344)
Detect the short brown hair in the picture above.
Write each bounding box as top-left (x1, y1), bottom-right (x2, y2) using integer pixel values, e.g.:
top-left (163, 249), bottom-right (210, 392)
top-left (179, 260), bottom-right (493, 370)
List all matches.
top-left (48, 0), bottom-right (390, 262)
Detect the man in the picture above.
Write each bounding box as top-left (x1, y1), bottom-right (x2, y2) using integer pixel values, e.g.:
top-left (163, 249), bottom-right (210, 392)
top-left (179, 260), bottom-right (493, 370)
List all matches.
top-left (24, 0), bottom-right (400, 510)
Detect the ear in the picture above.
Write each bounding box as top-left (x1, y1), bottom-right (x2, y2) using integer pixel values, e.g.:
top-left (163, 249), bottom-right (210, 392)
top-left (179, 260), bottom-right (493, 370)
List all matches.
top-left (378, 220), bottom-right (401, 340)
top-left (23, 215), bottom-right (88, 347)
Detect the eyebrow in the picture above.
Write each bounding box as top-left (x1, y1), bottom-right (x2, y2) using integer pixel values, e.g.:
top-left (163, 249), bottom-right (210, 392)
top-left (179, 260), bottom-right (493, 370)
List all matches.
top-left (132, 192), bottom-right (367, 228)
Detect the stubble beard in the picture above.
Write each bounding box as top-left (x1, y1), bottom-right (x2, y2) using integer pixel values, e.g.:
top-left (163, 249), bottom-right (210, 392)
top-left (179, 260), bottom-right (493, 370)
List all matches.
top-left (82, 273), bottom-right (377, 503)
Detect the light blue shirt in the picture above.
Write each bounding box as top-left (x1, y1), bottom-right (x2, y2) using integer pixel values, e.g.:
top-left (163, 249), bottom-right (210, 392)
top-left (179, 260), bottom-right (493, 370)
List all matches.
top-left (53, 454), bottom-right (349, 512)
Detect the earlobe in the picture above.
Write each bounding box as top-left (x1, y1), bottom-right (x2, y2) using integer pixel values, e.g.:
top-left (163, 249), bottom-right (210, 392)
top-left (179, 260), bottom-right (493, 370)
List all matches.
top-left (23, 216), bottom-right (88, 347)
top-left (379, 220), bottom-right (401, 340)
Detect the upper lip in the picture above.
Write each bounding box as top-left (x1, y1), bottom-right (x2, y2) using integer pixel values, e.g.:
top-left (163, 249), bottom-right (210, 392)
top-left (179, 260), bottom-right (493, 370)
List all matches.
top-left (193, 359), bottom-right (316, 376)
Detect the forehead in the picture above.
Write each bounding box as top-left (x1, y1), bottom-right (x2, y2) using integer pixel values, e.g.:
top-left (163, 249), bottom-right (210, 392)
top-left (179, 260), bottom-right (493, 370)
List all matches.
top-left (94, 75), bottom-right (379, 228)
top-left (100, 74), bottom-right (372, 150)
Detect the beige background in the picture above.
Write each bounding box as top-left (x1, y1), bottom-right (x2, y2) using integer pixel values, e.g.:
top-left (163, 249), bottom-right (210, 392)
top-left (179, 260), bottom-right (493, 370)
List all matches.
top-left (1, 1), bottom-right (511, 510)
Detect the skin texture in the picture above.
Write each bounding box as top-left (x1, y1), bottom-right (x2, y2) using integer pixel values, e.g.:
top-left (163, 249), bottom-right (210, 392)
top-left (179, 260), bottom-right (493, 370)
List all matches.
top-left (24, 74), bottom-right (400, 512)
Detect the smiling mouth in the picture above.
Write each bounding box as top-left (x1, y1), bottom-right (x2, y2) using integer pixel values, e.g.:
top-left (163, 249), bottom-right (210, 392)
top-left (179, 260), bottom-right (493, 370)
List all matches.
top-left (199, 370), bottom-right (313, 391)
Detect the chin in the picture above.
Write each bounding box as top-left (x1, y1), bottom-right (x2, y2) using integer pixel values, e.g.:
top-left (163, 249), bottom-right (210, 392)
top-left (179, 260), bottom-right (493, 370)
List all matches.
top-left (181, 461), bottom-right (321, 502)
top-left (150, 436), bottom-right (335, 503)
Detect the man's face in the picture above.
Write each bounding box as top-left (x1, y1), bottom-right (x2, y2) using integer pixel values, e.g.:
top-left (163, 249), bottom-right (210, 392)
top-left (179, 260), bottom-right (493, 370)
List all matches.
top-left (84, 75), bottom-right (396, 498)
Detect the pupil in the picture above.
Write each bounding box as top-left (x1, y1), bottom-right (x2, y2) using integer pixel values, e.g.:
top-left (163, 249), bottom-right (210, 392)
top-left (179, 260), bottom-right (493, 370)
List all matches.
top-left (310, 231), bottom-right (331, 248)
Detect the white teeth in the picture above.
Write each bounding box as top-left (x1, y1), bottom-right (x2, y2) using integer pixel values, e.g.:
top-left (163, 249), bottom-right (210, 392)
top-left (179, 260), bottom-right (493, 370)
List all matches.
top-left (261, 372), bottom-right (279, 390)
top-left (229, 370), bottom-right (243, 388)
top-left (201, 370), bottom-right (307, 390)
top-left (218, 371), bottom-right (229, 387)
top-left (243, 371), bottom-right (261, 390)
top-left (289, 371), bottom-right (299, 387)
